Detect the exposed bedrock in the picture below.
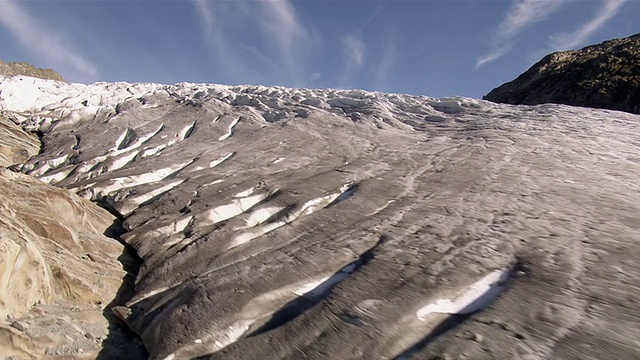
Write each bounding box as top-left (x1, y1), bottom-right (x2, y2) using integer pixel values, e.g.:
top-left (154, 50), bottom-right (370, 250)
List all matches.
top-left (2, 76), bottom-right (640, 359)
top-left (0, 114), bottom-right (39, 167)
top-left (0, 58), bottom-right (64, 82)
top-left (0, 170), bottom-right (146, 359)
top-left (0, 97), bottom-right (146, 359)
top-left (484, 33), bottom-right (640, 115)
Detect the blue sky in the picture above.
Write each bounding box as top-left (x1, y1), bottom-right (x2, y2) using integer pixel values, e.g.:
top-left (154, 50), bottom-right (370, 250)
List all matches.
top-left (0, 0), bottom-right (637, 98)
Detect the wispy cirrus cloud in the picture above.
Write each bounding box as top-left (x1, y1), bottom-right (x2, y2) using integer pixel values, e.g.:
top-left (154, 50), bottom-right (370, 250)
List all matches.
top-left (338, 33), bottom-right (366, 88)
top-left (342, 34), bottom-right (366, 68)
top-left (476, 0), bottom-right (565, 69)
top-left (548, 0), bottom-right (627, 51)
top-left (259, 0), bottom-right (313, 84)
top-left (193, 0), bottom-right (215, 36)
top-left (260, 1), bottom-right (308, 56)
top-left (0, 0), bottom-right (98, 81)
top-left (192, 0), bottom-right (251, 84)
top-left (191, 0), bottom-right (313, 86)
top-left (373, 38), bottom-right (399, 91)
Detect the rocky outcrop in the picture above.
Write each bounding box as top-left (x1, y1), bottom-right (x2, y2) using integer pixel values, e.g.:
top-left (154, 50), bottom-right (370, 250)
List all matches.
top-left (0, 168), bottom-right (125, 358)
top-left (0, 88), bottom-right (145, 359)
top-left (0, 60), bottom-right (64, 82)
top-left (0, 114), bottom-right (39, 167)
top-left (3, 76), bottom-right (639, 360)
top-left (484, 33), bottom-right (640, 114)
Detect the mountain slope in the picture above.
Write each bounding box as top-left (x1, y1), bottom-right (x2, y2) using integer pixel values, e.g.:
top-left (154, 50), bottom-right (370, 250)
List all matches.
top-left (484, 33), bottom-right (640, 115)
top-left (2, 75), bottom-right (640, 359)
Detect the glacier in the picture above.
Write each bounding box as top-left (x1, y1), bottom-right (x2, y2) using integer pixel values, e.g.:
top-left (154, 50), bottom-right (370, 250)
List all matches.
top-left (1, 75), bottom-right (639, 359)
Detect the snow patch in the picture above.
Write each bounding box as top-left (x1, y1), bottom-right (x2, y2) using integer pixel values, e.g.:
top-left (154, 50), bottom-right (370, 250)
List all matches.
top-left (298, 182), bottom-right (355, 216)
top-left (240, 206), bottom-right (285, 229)
top-left (156, 215), bottom-right (194, 244)
top-left (219, 117), bottom-right (240, 141)
top-left (198, 191), bottom-right (274, 228)
top-left (141, 144), bottom-right (166, 158)
top-left (416, 267), bottom-right (511, 320)
top-left (39, 167), bottom-right (75, 185)
top-left (233, 187), bottom-right (255, 198)
top-left (76, 160), bottom-right (193, 199)
top-left (203, 179), bottom-right (225, 186)
top-left (178, 121), bottom-right (196, 141)
top-left (292, 262), bottom-right (357, 297)
top-left (114, 128), bottom-right (136, 151)
top-left (108, 150), bottom-right (139, 172)
top-left (118, 179), bottom-right (185, 216)
top-left (229, 183), bottom-right (356, 249)
top-left (30, 153), bottom-right (70, 177)
top-left (209, 152), bottom-right (235, 168)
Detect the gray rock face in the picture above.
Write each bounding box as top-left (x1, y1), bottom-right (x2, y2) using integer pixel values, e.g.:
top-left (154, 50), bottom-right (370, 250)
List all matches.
top-left (2, 76), bottom-right (640, 359)
top-left (484, 33), bottom-right (640, 115)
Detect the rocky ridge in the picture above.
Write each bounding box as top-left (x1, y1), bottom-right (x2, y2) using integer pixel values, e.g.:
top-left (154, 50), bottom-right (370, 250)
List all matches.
top-left (1, 74), bottom-right (639, 360)
top-left (484, 33), bottom-right (640, 114)
top-left (0, 59), bottom-right (64, 82)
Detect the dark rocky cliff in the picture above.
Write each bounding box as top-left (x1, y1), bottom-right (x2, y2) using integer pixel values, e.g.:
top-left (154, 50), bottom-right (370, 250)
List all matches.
top-left (484, 33), bottom-right (640, 115)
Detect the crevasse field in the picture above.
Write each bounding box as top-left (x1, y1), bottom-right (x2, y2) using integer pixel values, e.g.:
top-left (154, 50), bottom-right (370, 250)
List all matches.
top-left (1, 75), bottom-right (639, 360)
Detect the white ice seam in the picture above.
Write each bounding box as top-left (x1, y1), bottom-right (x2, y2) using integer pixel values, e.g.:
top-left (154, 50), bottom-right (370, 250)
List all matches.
top-left (74, 160), bottom-right (193, 198)
top-left (229, 183), bottom-right (355, 249)
top-left (118, 179), bottom-right (185, 216)
top-left (198, 191), bottom-right (274, 228)
top-left (416, 267), bottom-right (511, 320)
top-left (219, 117), bottom-right (240, 141)
top-left (209, 152), bottom-right (235, 168)
top-left (179, 121), bottom-right (196, 140)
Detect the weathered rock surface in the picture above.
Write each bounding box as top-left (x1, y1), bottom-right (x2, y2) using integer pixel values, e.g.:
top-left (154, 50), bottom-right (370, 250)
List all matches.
top-left (484, 33), bottom-right (640, 115)
top-left (0, 167), bottom-right (147, 359)
top-left (0, 96), bottom-right (145, 359)
top-left (0, 59), bottom-right (64, 82)
top-left (0, 114), bottom-right (40, 167)
top-left (2, 75), bottom-right (640, 359)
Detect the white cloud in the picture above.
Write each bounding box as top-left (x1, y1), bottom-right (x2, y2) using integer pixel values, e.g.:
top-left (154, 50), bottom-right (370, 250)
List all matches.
top-left (342, 34), bottom-right (366, 68)
top-left (193, 0), bottom-right (214, 35)
top-left (259, 0), bottom-right (308, 56)
top-left (476, 0), bottom-right (565, 69)
top-left (258, 1), bottom-right (315, 85)
top-left (192, 0), bottom-right (249, 83)
top-left (548, 0), bottom-right (627, 51)
top-left (476, 44), bottom-right (515, 69)
top-left (338, 33), bottom-right (366, 89)
top-left (374, 39), bottom-right (399, 91)
top-left (191, 0), bottom-right (312, 85)
top-left (0, 0), bottom-right (98, 81)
